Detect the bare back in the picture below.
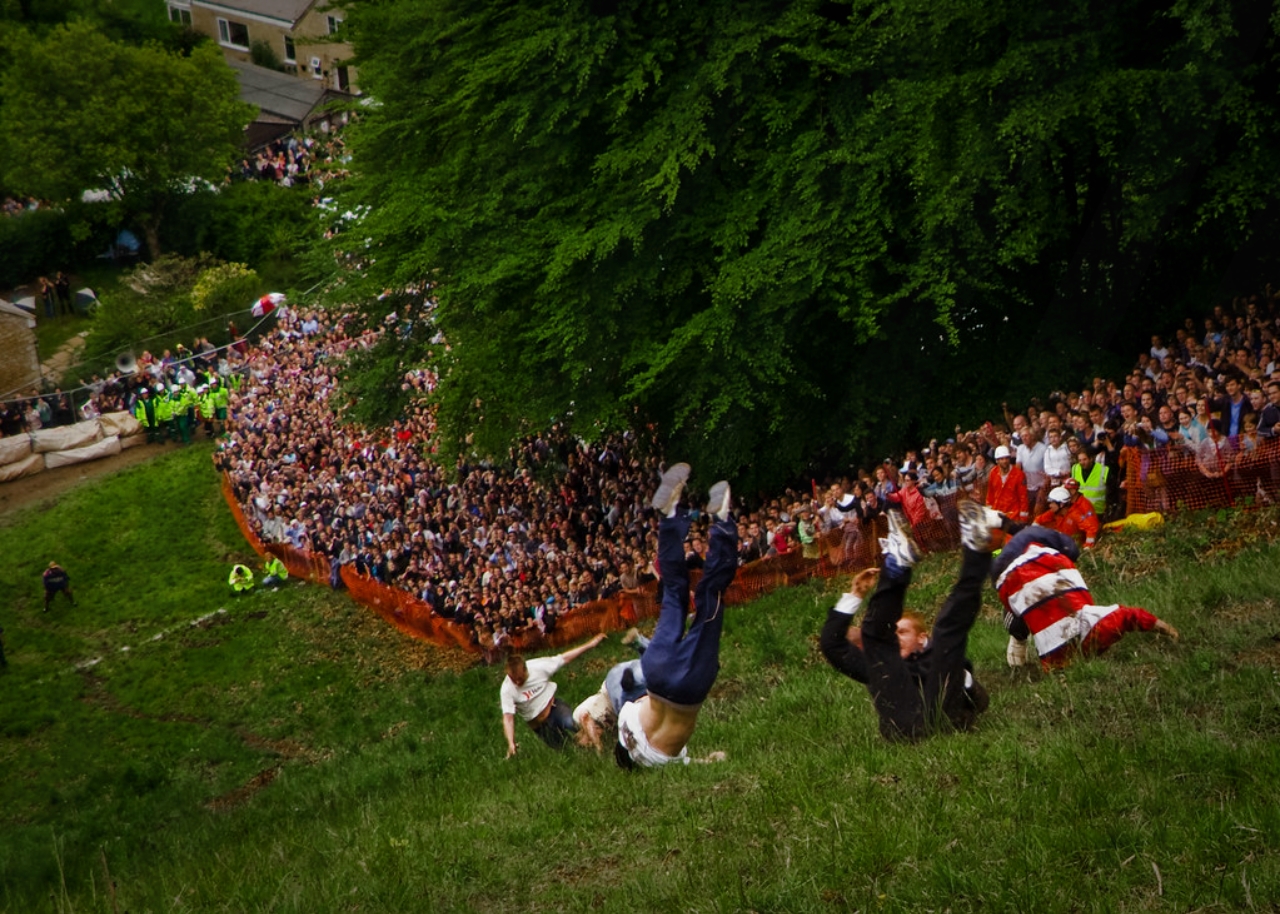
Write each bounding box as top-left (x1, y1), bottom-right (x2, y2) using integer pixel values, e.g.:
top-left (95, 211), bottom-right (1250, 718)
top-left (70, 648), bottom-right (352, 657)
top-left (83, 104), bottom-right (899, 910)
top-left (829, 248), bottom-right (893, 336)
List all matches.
top-left (635, 693), bottom-right (702, 757)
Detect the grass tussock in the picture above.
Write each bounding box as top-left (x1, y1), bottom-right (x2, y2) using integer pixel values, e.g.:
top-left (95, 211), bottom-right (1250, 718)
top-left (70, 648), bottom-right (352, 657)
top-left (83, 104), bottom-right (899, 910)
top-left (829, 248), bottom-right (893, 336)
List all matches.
top-left (1, 448), bottom-right (1278, 912)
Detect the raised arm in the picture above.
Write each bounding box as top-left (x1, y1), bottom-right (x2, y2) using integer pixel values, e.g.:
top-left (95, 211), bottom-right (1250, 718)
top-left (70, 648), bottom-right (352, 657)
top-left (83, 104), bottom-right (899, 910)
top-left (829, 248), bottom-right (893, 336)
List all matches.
top-left (558, 632), bottom-right (607, 665)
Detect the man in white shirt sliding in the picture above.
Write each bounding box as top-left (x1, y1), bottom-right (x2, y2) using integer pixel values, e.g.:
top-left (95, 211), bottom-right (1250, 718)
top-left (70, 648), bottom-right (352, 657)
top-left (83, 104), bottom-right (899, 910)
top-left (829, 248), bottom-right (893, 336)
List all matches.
top-left (500, 632), bottom-right (607, 757)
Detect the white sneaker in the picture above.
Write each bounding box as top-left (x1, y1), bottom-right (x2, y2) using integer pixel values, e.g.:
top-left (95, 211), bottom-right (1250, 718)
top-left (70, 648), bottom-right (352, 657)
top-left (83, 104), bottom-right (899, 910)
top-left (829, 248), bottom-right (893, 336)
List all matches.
top-left (959, 500), bottom-right (1000, 552)
top-left (879, 512), bottom-right (921, 568)
top-left (706, 481), bottom-right (731, 521)
top-left (652, 463), bottom-right (690, 516)
top-left (1006, 635), bottom-right (1029, 668)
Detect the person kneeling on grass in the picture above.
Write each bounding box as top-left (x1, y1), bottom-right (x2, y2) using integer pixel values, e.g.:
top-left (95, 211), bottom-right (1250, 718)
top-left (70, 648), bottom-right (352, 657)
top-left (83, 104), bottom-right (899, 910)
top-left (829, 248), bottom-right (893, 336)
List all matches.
top-left (262, 555), bottom-right (289, 589)
top-left (229, 564), bottom-right (254, 595)
top-left (825, 504), bottom-right (994, 743)
top-left (615, 463), bottom-right (735, 769)
top-left (994, 521), bottom-right (1179, 670)
top-left (501, 632), bottom-right (607, 757)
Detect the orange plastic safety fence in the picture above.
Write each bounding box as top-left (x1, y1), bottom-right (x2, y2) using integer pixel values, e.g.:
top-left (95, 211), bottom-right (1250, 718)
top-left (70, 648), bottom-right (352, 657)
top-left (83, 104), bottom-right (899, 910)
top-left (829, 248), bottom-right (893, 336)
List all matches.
top-left (1121, 439), bottom-right (1280, 516)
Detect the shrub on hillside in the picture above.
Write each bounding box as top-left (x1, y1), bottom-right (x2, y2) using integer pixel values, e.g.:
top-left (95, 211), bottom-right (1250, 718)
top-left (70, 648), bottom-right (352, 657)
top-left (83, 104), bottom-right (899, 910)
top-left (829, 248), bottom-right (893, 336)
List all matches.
top-left (191, 262), bottom-right (259, 314)
top-left (162, 181), bottom-right (311, 267)
top-left (79, 253), bottom-right (264, 375)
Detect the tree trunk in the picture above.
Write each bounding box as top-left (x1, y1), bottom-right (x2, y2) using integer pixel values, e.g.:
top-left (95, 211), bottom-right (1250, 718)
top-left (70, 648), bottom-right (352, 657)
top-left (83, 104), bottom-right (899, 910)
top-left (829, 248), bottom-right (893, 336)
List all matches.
top-left (142, 219), bottom-right (162, 262)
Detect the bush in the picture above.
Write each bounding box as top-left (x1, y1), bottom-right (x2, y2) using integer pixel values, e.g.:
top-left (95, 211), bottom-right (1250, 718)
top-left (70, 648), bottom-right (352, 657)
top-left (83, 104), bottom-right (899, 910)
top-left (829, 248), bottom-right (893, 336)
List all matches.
top-left (0, 207), bottom-right (103, 286)
top-left (79, 253), bottom-right (265, 373)
top-left (162, 180), bottom-right (312, 268)
top-left (191, 262), bottom-right (259, 314)
top-left (250, 39), bottom-right (282, 71)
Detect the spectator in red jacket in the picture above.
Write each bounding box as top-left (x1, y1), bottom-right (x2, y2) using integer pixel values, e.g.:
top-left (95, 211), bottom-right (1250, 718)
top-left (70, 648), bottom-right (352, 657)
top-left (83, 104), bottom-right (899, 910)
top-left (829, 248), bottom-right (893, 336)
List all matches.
top-left (1034, 484), bottom-right (1100, 549)
top-left (885, 470), bottom-right (928, 528)
top-left (986, 445), bottom-right (1029, 523)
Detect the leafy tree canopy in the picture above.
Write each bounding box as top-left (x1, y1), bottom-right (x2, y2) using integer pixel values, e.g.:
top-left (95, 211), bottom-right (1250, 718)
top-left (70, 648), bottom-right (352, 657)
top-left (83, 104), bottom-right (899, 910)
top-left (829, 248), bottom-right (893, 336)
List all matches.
top-left (0, 21), bottom-right (255, 259)
top-left (0, 0), bottom-right (174, 42)
top-left (339, 0), bottom-right (1280, 487)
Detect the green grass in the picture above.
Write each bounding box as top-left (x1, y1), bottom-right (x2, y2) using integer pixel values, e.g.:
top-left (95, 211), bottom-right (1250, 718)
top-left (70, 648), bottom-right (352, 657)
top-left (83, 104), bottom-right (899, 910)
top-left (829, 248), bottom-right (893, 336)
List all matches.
top-left (33, 314), bottom-right (86, 364)
top-left (1, 452), bottom-right (1278, 912)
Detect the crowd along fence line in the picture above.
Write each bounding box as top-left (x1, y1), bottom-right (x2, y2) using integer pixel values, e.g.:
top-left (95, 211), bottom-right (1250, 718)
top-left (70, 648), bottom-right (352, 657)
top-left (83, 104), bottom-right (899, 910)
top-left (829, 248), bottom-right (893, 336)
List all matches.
top-left (220, 438), bottom-right (1280, 657)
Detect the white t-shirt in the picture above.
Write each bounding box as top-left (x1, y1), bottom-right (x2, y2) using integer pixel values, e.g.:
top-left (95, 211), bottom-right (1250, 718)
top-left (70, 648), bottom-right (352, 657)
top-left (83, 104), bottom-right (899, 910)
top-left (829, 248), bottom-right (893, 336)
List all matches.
top-left (1016, 440), bottom-right (1047, 491)
top-left (1043, 442), bottom-right (1073, 481)
top-left (499, 656), bottom-right (564, 721)
top-left (617, 700), bottom-right (690, 767)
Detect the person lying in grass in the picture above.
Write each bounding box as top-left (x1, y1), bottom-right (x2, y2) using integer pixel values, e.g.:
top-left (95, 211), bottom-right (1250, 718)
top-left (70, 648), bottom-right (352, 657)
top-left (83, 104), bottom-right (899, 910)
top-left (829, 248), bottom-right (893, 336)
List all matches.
top-left (818, 504), bottom-right (992, 742)
top-left (993, 521), bottom-right (1179, 669)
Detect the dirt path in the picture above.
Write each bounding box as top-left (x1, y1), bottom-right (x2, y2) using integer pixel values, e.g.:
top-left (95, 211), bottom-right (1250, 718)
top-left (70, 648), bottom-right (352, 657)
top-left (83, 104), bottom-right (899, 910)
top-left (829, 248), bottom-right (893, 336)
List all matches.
top-left (0, 442), bottom-right (181, 522)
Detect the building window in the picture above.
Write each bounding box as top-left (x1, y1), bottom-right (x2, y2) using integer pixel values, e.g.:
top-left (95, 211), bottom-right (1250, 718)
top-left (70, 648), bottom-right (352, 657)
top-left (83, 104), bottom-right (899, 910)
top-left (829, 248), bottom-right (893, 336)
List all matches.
top-left (310, 56), bottom-right (323, 79)
top-left (336, 66), bottom-right (349, 91)
top-left (217, 18), bottom-right (250, 49)
top-left (168, 6), bottom-right (191, 26)
top-left (283, 36), bottom-right (296, 62)
top-left (327, 15), bottom-right (343, 35)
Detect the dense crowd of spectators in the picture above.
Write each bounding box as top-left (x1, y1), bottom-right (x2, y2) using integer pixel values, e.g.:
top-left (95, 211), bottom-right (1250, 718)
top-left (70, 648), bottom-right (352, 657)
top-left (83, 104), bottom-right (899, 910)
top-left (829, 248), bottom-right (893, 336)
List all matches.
top-left (11, 272), bottom-right (1272, 647)
top-left (209, 288), bottom-right (1280, 649)
top-left (233, 132), bottom-right (351, 191)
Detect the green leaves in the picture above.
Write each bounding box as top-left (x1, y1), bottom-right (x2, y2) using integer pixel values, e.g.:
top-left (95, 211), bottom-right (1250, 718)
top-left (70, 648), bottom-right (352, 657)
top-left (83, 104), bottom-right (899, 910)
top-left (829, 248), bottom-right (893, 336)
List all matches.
top-left (340, 0), bottom-right (1280, 485)
top-left (0, 22), bottom-right (255, 257)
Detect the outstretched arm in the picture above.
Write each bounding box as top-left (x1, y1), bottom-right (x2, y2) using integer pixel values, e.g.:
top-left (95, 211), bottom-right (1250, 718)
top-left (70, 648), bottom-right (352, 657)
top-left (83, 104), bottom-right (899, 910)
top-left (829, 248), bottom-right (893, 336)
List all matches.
top-left (558, 632), bottom-right (607, 665)
top-left (503, 713), bottom-right (518, 758)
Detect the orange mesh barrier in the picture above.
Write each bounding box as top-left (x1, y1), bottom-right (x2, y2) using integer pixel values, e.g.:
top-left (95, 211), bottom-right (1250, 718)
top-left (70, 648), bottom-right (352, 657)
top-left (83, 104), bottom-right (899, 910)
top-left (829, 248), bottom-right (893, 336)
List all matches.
top-left (1121, 439), bottom-right (1280, 516)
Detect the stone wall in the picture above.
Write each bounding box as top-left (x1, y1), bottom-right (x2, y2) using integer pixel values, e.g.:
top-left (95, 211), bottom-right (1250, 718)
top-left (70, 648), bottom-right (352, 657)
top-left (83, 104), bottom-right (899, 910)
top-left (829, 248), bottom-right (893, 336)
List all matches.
top-left (0, 311), bottom-right (39, 397)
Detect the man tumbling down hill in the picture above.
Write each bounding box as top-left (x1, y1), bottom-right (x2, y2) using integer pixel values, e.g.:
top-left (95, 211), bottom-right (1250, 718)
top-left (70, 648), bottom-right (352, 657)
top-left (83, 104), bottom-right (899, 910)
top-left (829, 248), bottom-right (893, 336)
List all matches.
top-left (819, 503), bottom-right (995, 742)
top-left (615, 463), bottom-right (735, 768)
top-left (994, 522), bottom-right (1179, 669)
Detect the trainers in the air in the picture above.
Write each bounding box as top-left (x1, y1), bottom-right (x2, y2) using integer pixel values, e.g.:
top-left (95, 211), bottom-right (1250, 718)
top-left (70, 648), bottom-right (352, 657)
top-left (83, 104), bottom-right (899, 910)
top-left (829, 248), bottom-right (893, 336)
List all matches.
top-left (879, 511), bottom-right (920, 569)
top-left (652, 462), bottom-right (691, 516)
top-left (707, 481), bottom-right (732, 521)
top-left (959, 500), bottom-right (1001, 552)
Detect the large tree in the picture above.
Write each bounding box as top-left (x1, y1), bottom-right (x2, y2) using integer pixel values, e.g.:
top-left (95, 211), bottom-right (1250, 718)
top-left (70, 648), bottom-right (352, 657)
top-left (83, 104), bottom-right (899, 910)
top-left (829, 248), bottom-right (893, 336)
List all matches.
top-left (339, 0), bottom-right (1280, 486)
top-left (0, 21), bottom-right (255, 259)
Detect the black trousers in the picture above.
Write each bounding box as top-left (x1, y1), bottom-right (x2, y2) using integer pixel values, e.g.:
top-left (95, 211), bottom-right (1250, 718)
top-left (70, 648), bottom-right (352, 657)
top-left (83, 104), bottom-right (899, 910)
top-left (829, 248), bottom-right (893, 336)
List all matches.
top-left (860, 547), bottom-right (991, 741)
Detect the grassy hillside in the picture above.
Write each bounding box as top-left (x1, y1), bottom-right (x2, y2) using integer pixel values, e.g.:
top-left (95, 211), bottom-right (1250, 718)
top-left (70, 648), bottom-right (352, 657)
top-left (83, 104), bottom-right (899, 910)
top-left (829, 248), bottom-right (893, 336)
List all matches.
top-left (1, 447), bottom-right (1278, 912)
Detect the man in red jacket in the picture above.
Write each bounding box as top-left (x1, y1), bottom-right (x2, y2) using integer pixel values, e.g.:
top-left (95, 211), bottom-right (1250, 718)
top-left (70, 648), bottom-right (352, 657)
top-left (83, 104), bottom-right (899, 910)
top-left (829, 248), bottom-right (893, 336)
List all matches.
top-left (986, 445), bottom-right (1029, 522)
top-left (1034, 483), bottom-right (1100, 549)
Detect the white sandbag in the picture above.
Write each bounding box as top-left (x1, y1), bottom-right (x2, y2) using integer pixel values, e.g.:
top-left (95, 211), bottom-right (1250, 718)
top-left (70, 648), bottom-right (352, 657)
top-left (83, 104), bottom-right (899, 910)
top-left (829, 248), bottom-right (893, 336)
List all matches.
top-left (119, 433), bottom-right (148, 450)
top-left (99, 411), bottom-right (141, 439)
top-left (31, 419), bottom-right (102, 454)
top-left (44, 435), bottom-right (122, 469)
top-left (0, 451), bottom-right (44, 481)
top-left (0, 434), bottom-right (32, 466)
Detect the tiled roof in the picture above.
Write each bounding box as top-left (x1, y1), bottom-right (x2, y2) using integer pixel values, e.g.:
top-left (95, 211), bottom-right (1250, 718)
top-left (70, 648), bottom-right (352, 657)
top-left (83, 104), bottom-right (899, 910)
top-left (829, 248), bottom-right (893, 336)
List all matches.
top-left (228, 58), bottom-right (328, 123)
top-left (193, 0), bottom-right (318, 27)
